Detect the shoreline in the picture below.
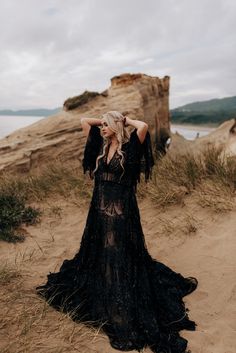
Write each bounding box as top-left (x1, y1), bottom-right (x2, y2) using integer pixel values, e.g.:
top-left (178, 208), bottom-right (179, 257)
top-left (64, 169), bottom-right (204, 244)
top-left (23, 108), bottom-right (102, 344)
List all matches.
top-left (171, 123), bottom-right (216, 132)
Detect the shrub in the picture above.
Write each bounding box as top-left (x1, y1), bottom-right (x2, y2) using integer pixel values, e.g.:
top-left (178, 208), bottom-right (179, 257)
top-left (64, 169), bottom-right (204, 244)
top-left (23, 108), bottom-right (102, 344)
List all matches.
top-left (63, 90), bottom-right (100, 110)
top-left (0, 193), bottom-right (41, 243)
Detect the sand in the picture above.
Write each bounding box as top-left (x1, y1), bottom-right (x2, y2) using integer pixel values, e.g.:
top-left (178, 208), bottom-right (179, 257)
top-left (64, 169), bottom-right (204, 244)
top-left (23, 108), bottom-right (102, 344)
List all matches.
top-left (0, 193), bottom-right (236, 353)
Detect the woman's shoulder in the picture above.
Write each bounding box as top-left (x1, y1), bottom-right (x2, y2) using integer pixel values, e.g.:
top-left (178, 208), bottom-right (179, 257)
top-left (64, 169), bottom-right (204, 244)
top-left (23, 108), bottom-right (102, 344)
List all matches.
top-left (127, 128), bottom-right (150, 149)
top-left (87, 125), bottom-right (102, 139)
top-left (82, 125), bottom-right (103, 178)
top-left (122, 128), bottom-right (141, 148)
top-left (125, 127), bottom-right (155, 181)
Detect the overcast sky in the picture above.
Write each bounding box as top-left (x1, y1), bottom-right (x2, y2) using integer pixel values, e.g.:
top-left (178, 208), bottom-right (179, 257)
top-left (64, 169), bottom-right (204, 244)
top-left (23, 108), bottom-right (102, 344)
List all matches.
top-left (0, 0), bottom-right (235, 110)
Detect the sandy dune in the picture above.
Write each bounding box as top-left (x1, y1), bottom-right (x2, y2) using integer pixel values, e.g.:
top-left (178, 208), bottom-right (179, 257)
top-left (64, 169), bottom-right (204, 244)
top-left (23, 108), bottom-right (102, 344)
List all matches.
top-left (0, 193), bottom-right (235, 353)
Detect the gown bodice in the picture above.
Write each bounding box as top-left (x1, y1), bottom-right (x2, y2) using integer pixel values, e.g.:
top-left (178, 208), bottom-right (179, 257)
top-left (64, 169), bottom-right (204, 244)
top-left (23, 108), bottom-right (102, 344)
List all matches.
top-left (82, 125), bottom-right (155, 192)
top-left (83, 126), bottom-right (154, 218)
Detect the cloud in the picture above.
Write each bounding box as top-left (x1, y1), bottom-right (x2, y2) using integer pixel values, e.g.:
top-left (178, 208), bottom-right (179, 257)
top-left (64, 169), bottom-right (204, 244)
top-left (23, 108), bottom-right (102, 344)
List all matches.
top-left (0, 0), bottom-right (235, 109)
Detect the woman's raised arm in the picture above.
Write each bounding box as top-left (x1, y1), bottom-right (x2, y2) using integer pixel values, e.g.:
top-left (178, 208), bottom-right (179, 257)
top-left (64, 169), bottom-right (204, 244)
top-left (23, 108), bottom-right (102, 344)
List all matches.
top-left (125, 116), bottom-right (148, 144)
top-left (81, 118), bottom-right (102, 137)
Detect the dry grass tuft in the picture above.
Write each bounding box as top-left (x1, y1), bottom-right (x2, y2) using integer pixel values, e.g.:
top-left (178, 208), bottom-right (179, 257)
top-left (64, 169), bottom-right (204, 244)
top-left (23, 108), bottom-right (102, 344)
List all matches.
top-left (0, 283), bottom-right (108, 353)
top-left (138, 145), bottom-right (236, 211)
top-left (154, 213), bottom-right (199, 238)
top-left (194, 179), bottom-right (235, 213)
top-left (0, 262), bottom-right (21, 285)
top-left (0, 160), bottom-right (93, 204)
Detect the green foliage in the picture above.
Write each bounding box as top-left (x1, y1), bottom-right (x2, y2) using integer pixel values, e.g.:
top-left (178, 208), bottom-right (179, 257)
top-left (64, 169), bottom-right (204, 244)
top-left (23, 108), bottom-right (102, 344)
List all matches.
top-left (171, 96), bottom-right (236, 125)
top-left (63, 90), bottom-right (100, 110)
top-left (173, 96), bottom-right (236, 112)
top-left (171, 110), bottom-right (236, 125)
top-left (0, 161), bottom-right (92, 243)
top-left (0, 193), bottom-right (41, 243)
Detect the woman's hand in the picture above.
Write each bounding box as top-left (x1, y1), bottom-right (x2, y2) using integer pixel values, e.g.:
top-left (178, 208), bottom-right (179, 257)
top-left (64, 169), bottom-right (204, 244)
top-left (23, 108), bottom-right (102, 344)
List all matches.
top-left (124, 116), bottom-right (148, 144)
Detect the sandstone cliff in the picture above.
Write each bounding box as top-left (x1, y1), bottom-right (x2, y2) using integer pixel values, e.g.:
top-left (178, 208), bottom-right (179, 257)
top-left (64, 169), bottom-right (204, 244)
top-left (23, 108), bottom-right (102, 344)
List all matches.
top-left (170, 118), bottom-right (236, 157)
top-left (0, 73), bottom-right (170, 173)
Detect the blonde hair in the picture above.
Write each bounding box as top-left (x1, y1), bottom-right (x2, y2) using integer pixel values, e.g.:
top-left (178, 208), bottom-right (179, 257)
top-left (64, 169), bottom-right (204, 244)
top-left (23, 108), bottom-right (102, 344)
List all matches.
top-left (93, 111), bottom-right (130, 180)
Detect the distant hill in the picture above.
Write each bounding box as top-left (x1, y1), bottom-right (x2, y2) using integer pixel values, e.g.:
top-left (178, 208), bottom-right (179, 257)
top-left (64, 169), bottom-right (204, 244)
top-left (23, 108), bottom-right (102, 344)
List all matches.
top-left (171, 96), bottom-right (236, 125)
top-left (0, 108), bottom-right (61, 117)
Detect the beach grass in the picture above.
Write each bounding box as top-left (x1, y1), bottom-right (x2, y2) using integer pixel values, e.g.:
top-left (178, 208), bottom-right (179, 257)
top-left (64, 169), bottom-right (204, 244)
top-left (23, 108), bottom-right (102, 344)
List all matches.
top-left (0, 261), bottom-right (21, 285)
top-left (0, 161), bottom-right (92, 242)
top-left (0, 161), bottom-right (92, 203)
top-left (0, 146), bottom-right (235, 243)
top-left (138, 144), bottom-right (236, 209)
top-left (0, 284), bottom-right (106, 353)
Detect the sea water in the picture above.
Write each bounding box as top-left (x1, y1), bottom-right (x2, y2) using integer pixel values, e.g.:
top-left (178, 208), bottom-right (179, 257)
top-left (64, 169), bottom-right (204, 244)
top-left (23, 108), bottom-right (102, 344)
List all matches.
top-left (0, 115), bottom-right (45, 139)
top-left (0, 115), bottom-right (215, 141)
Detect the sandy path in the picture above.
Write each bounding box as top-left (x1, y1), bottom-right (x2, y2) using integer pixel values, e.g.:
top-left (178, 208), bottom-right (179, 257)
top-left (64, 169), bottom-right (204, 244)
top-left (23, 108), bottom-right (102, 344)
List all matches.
top-left (140, 200), bottom-right (236, 353)
top-left (1, 196), bottom-right (236, 353)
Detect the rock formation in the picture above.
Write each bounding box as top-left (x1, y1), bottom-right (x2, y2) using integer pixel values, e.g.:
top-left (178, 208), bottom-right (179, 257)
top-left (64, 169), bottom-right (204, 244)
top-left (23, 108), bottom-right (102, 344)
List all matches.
top-left (169, 118), bottom-right (236, 158)
top-left (0, 73), bottom-right (170, 173)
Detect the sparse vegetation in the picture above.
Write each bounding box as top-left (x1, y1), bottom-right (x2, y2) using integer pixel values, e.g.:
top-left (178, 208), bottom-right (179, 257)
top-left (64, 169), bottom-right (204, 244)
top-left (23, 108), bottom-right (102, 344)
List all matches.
top-left (138, 144), bottom-right (236, 210)
top-left (0, 145), bottom-right (235, 244)
top-left (0, 285), bottom-right (106, 353)
top-left (63, 90), bottom-right (100, 110)
top-left (0, 161), bottom-right (92, 203)
top-left (195, 180), bottom-right (235, 213)
top-left (0, 193), bottom-right (41, 243)
top-left (0, 262), bottom-right (21, 284)
top-left (0, 161), bottom-right (93, 242)
top-left (153, 213), bottom-right (199, 239)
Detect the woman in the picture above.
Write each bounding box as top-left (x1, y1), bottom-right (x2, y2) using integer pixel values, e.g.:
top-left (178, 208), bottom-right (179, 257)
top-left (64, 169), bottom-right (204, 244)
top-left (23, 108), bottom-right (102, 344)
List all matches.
top-left (36, 111), bottom-right (198, 353)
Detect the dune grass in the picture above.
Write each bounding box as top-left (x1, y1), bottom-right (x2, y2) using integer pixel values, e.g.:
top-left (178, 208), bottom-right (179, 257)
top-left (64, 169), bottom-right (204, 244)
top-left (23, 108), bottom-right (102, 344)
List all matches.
top-left (139, 145), bottom-right (236, 210)
top-left (0, 146), bottom-right (235, 211)
top-left (0, 161), bottom-right (92, 203)
top-left (0, 261), bottom-right (21, 285)
top-left (0, 161), bottom-right (93, 242)
top-left (1, 147), bottom-right (235, 212)
top-left (0, 146), bottom-right (235, 243)
top-left (0, 284), bottom-right (107, 353)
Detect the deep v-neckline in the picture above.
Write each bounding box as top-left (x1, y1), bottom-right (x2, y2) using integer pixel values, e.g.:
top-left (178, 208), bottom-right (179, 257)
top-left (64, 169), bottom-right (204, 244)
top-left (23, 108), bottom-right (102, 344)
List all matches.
top-left (106, 144), bottom-right (118, 166)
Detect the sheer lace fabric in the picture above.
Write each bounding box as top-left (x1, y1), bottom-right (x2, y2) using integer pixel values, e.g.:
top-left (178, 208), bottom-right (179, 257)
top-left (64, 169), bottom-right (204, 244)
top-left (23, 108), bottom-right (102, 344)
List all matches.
top-left (36, 126), bottom-right (198, 353)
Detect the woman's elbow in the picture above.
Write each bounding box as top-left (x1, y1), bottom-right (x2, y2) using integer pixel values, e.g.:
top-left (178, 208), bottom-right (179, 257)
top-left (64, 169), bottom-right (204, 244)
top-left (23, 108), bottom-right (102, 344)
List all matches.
top-left (81, 118), bottom-right (89, 126)
top-left (143, 122), bottom-right (148, 131)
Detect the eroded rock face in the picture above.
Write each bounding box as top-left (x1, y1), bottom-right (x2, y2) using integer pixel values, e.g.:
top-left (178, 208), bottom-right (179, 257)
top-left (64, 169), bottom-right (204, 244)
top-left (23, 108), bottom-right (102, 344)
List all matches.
top-left (0, 73), bottom-right (170, 173)
top-left (109, 73), bottom-right (170, 132)
top-left (169, 119), bottom-right (236, 158)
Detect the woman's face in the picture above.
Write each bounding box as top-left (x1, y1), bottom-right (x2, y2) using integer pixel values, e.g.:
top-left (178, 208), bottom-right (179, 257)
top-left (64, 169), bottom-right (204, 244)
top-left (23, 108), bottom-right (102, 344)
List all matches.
top-left (101, 119), bottom-right (115, 138)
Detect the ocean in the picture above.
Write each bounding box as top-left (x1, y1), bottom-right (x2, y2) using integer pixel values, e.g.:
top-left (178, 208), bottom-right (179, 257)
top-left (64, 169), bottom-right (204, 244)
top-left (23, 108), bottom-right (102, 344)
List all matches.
top-left (171, 124), bottom-right (215, 140)
top-left (0, 115), bottom-right (215, 140)
top-left (0, 115), bottom-right (46, 139)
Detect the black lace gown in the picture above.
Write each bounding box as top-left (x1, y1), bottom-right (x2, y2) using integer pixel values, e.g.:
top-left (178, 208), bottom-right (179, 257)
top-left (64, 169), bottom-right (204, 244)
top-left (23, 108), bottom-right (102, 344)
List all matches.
top-left (36, 126), bottom-right (198, 353)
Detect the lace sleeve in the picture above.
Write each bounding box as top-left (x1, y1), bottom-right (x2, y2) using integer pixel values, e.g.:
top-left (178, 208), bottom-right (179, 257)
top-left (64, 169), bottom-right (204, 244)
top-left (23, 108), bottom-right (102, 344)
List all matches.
top-left (129, 128), bottom-right (155, 183)
top-left (82, 125), bottom-right (103, 178)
